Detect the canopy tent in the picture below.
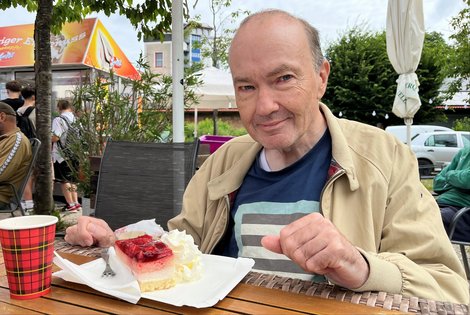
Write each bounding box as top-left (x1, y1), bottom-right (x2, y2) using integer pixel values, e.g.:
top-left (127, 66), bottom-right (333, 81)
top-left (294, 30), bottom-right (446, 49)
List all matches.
top-left (192, 67), bottom-right (236, 137)
top-left (193, 66), bottom-right (236, 109)
top-left (386, 0), bottom-right (425, 146)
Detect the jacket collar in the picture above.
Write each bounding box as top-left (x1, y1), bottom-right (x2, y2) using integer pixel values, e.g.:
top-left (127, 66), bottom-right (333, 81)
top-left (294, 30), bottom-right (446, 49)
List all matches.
top-left (320, 103), bottom-right (359, 191)
top-left (207, 103), bottom-right (359, 200)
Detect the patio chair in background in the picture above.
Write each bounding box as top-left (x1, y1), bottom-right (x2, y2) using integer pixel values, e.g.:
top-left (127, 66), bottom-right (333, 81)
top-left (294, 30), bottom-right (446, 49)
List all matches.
top-left (0, 138), bottom-right (41, 216)
top-left (447, 206), bottom-right (470, 279)
top-left (93, 139), bottom-right (199, 230)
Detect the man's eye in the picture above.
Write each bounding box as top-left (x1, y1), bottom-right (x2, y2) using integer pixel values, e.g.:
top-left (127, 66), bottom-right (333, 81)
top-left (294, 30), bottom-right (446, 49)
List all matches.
top-left (279, 74), bottom-right (293, 82)
top-left (239, 85), bottom-right (255, 91)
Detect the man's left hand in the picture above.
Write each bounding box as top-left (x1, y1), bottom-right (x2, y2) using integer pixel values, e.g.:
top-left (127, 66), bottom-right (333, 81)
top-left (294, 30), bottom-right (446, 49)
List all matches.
top-left (261, 212), bottom-right (369, 289)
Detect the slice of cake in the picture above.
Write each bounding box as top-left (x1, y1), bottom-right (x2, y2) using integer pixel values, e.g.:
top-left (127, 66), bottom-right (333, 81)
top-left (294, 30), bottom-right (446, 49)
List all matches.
top-left (114, 234), bottom-right (176, 291)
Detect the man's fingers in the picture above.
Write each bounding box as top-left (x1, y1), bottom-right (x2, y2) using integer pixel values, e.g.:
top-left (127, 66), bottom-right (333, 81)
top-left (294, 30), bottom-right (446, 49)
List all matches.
top-left (261, 235), bottom-right (283, 254)
top-left (86, 223), bottom-right (113, 247)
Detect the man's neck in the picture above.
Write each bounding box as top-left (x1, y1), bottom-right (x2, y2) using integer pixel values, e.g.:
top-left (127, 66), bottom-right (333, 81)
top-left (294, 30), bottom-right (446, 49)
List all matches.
top-left (7, 93), bottom-right (20, 99)
top-left (23, 100), bottom-right (34, 107)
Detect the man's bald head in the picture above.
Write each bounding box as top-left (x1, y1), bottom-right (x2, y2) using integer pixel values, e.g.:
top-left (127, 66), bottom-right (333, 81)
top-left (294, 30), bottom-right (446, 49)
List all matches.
top-left (229, 9), bottom-right (324, 72)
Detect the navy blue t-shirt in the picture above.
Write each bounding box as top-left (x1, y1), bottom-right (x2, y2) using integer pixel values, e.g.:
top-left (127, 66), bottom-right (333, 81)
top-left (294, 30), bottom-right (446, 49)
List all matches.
top-left (220, 131), bottom-right (332, 281)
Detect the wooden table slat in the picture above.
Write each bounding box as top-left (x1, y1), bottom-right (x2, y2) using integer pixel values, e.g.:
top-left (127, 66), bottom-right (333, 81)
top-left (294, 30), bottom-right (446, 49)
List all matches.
top-left (227, 283), bottom-right (401, 315)
top-left (0, 300), bottom-right (42, 314)
top-left (0, 287), bottom-right (107, 315)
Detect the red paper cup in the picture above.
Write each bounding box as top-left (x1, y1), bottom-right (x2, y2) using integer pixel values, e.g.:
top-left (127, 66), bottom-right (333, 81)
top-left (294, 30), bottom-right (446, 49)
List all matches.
top-left (0, 215), bottom-right (58, 300)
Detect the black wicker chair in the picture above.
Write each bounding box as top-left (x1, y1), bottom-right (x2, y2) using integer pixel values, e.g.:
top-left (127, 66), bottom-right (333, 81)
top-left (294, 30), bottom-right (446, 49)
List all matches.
top-left (447, 206), bottom-right (470, 279)
top-left (93, 139), bottom-right (199, 231)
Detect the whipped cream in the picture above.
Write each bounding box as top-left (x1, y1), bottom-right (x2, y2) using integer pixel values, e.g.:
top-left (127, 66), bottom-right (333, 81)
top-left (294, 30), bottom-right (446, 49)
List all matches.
top-left (161, 230), bottom-right (203, 282)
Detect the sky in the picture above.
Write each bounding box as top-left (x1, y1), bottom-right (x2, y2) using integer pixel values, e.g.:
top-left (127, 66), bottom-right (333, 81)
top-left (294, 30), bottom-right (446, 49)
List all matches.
top-left (0, 0), bottom-right (466, 65)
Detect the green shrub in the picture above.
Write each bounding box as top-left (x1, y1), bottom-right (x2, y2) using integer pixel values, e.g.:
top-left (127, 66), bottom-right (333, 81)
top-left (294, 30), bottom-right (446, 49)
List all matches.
top-left (185, 118), bottom-right (247, 141)
top-left (453, 117), bottom-right (470, 131)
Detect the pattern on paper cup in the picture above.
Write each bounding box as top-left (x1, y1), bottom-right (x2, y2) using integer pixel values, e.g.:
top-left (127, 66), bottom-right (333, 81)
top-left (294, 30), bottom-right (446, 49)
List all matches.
top-left (0, 224), bottom-right (56, 299)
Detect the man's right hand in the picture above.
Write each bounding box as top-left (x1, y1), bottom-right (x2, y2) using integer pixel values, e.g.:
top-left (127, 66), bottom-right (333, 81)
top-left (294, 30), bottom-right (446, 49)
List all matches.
top-left (65, 216), bottom-right (116, 247)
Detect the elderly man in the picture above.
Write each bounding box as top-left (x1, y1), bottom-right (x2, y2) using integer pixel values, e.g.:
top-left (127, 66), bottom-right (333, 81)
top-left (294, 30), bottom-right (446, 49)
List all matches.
top-left (65, 10), bottom-right (468, 304)
top-left (0, 102), bottom-right (32, 209)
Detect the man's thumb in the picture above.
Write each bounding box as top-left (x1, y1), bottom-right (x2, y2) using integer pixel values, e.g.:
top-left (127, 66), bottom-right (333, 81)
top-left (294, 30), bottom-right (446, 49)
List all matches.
top-left (261, 235), bottom-right (283, 254)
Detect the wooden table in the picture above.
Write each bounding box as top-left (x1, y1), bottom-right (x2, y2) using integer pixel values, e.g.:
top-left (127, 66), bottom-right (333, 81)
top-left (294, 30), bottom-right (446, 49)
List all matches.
top-left (0, 252), bottom-right (402, 315)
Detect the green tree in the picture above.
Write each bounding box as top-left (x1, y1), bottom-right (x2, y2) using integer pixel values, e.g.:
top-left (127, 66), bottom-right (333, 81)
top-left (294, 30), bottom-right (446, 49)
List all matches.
top-left (323, 28), bottom-right (449, 126)
top-left (192, 0), bottom-right (249, 69)
top-left (0, 0), bottom-right (181, 214)
top-left (443, 0), bottom-right (470, 103)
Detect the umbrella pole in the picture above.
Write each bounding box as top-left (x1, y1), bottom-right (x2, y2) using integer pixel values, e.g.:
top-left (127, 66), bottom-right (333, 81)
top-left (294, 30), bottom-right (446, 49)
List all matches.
top-left (194, 105), bottom-right (198, 138)
top-left (405, 117), bottom-right (413, 147)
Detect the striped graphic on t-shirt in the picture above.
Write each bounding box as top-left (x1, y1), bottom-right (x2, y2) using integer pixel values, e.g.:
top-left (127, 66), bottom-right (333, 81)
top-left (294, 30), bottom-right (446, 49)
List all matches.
top-left (234, 200), bottom-right (327, 282)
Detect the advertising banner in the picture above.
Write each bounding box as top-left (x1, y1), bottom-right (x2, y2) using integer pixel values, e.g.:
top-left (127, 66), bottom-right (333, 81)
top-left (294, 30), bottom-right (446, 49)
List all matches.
top-left (0, 19), bottom-right (94, 67)
top-left (0, 18), bottom-right (139, 80)
top-left (84, 19), bottom-right (140, 80)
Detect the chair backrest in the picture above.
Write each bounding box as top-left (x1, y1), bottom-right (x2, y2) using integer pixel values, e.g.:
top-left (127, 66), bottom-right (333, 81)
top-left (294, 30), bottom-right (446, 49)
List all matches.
top-left (94, 139), bottom-right (199, 230)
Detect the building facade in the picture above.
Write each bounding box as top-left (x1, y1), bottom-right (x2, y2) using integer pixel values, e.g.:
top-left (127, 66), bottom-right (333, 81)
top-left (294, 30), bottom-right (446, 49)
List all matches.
top-left (144, 24), bottom-right (212, 75)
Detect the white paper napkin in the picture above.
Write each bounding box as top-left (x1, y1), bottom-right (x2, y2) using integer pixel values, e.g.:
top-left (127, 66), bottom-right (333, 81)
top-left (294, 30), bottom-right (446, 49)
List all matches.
top-left (53, 248), bottom-right (141, 304)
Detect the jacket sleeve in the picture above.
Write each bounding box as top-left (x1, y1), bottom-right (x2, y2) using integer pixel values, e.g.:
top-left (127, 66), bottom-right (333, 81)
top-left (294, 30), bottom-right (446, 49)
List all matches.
top-left (433, 150), bottom-right (461, 193)
top-left (0, 133), bottom-right (26, 182)
top-left (355, 143), bottom-right (469, 304)
top-left (445, 168), bottom-right (470, 190)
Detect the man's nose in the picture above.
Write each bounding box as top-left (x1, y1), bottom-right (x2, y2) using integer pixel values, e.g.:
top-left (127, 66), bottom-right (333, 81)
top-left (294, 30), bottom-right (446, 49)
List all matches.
top-left (256, 87), bottom-right (278, 115)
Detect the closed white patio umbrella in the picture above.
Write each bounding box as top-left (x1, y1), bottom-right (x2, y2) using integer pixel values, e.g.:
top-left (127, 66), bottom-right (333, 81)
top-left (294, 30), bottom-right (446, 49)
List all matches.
top-left (386, 0), bottom-right (425, 146)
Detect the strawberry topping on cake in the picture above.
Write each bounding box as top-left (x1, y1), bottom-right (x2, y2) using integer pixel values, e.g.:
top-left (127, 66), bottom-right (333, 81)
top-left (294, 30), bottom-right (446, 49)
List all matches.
top-left (115, 234), bottom-right (176, 291)
top-left (116, 234), bottom-right (172, 262)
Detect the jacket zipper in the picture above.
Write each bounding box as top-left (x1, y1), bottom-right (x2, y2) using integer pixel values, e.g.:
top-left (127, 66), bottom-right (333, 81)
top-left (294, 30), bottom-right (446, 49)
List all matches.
top-left (209, 194), bottom-right (231, 254)
top-left (319, 168), bottom-right (346, 215)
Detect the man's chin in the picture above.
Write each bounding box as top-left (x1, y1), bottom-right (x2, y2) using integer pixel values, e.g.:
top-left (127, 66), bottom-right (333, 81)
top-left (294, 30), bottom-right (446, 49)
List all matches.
top-left (257, 134), bottom-right (293, 150)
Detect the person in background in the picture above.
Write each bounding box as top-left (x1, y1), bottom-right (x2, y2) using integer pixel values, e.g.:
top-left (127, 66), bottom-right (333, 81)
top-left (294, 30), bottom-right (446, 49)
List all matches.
top-left (51, 99), bottom-right (81, 213)
top-left (0, 102), bottom-right (32, 210)
top-left (64, 10), bottom-right (469, 304)
top-left (1, 80), bottom-right (24, 111)
top-left (17, 86), bottom-right (37, 210)
top-left (434, 146), bottom-right (470, 242)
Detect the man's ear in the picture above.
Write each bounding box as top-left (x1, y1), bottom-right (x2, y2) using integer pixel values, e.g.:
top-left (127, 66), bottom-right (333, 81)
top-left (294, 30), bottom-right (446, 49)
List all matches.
top-left (317, 59), bottom-right (330, 99)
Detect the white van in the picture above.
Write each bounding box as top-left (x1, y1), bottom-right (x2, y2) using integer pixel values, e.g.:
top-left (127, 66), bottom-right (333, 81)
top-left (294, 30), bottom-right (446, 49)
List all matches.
top-left (385, 125), bottom-right (453, 143)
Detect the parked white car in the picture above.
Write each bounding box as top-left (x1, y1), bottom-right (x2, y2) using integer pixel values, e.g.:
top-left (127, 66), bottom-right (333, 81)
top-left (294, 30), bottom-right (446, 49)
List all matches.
top-left (385, 125), bottom-right (453, 143)
top-left (411, 131), bottom-right (470, 176)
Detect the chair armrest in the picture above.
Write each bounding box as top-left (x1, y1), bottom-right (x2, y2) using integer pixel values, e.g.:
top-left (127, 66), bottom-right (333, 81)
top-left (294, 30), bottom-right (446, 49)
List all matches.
top-left (448, 206), bottom-right (470, 239)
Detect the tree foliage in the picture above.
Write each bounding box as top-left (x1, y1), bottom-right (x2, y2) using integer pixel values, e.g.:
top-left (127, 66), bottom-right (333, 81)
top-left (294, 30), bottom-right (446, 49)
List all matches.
top-left (323, 28), bottom-right (449, 127)
top-left (0, 0), bottom-right (185, 40)
top-left (69, 56), bottom-right (201, 195)
top-left (443, 0), bottom-right (470, 103)
top-left (191, 0), bottom-right (249, 69)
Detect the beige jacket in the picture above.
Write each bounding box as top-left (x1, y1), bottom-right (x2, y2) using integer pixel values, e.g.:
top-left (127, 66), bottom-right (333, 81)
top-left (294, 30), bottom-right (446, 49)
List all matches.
top-left (0, 128), bottom-right (32, 204)
top-left (169, 104), bottom-right (469, 304)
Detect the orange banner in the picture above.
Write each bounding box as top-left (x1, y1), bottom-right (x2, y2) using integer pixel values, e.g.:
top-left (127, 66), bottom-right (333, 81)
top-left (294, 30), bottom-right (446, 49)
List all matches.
top-left (0, 19), bottom-right (93, 67)
top-left (0, 18), bottom-right (140, 80)
top-left (84, 19), bottom-right (140, 80)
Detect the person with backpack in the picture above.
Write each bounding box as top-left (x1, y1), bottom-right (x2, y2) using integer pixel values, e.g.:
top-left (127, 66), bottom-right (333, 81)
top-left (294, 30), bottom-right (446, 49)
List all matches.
top-left (16, 86), bottom-right (37, 210)
top-left (16, 86), bottom-right (36, 138)
top-left (1, 80), bottom-right (24, 111)
top-left (51, 99), bottom-right (81, 212)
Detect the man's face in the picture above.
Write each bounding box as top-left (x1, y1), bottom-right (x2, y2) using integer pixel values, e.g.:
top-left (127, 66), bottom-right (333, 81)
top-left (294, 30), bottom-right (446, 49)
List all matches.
top-left (229, 14), bottom-right (329, 151)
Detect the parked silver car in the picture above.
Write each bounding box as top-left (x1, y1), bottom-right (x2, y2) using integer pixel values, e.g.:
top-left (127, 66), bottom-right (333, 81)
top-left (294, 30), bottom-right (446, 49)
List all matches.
top-left (411, 131), bottom-right (470, 176)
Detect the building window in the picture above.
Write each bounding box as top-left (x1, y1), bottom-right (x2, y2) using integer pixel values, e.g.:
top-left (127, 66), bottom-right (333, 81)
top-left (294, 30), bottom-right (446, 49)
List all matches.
top-left (155, 52), bottom-right (163, 67)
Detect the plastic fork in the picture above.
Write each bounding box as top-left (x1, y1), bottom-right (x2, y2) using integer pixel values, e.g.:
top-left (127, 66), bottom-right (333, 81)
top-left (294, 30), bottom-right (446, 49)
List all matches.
top-left (101, 248), bottom-right (116, 277)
